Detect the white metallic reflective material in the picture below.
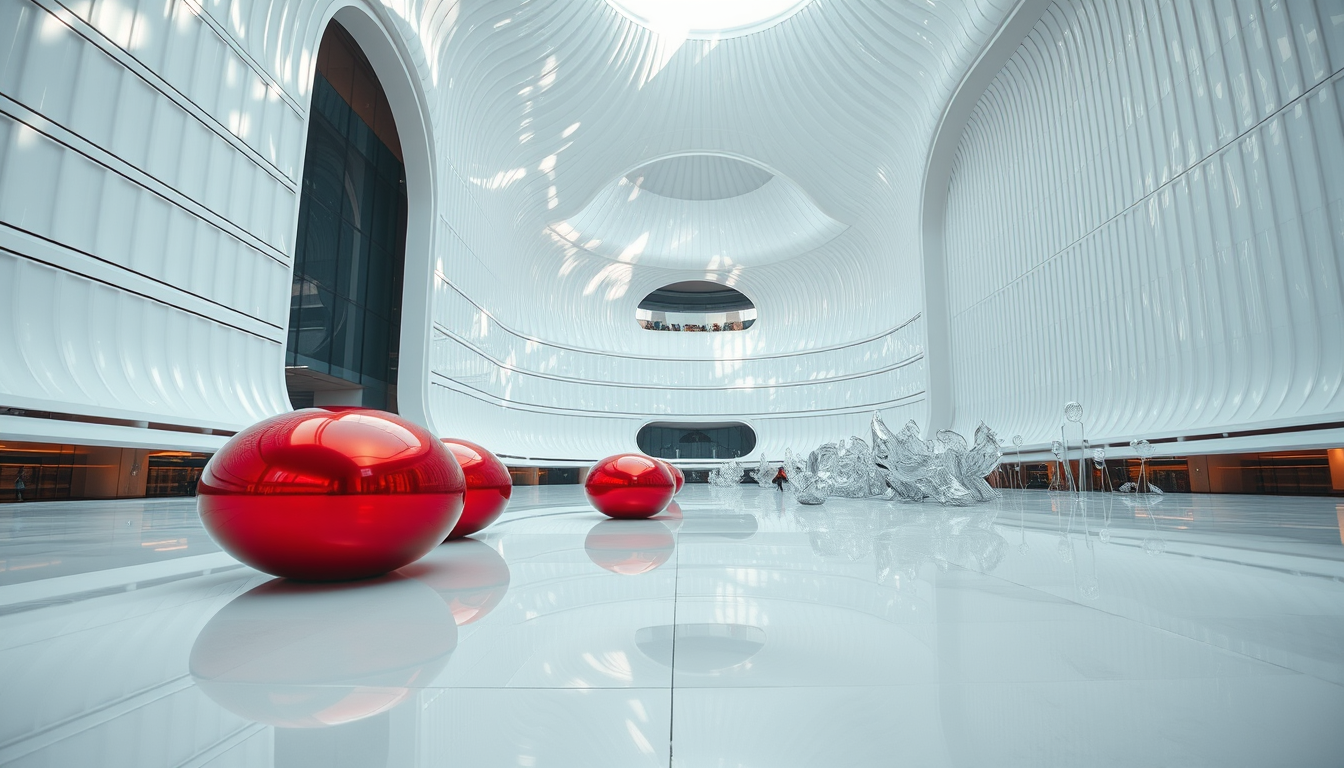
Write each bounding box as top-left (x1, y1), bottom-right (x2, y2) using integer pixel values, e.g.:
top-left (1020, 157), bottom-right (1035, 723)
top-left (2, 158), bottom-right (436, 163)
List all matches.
top-left (943, 0), bottom-right (1344, 446)
top-left (2, 488), bottom-right (1343, 766)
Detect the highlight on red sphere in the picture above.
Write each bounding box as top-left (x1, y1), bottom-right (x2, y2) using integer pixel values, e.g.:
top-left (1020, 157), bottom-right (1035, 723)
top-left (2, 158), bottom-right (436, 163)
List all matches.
top-left (197, 407), bottom-right (465, 581)
top-left (584, 454), bottom-right (676, 519)
top-left (439, 438), bottom-right (513, 540)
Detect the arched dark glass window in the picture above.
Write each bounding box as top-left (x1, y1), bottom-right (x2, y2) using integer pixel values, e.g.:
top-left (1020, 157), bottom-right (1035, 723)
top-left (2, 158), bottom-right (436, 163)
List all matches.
top-left (637, 422), bottom-right (757, 459)
top-left (286, 22), bottom-right (407, 411)
top-left (636, 282), bottom-right (755, 333)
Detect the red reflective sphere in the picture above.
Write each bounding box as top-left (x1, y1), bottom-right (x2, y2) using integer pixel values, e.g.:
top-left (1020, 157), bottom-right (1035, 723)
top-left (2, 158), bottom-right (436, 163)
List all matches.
top-left (198, 408), bottom-right (465, 581)
top-left (665, 462), bottom-right (685, 494)
top-left (585, 519), bottom-right (675, 575)
top-left (440, 438), bottom-right (512, 540)
top-left (190, 575), bottom-right (456, 727)
top-left (585, 454), bottom-right (675, 519)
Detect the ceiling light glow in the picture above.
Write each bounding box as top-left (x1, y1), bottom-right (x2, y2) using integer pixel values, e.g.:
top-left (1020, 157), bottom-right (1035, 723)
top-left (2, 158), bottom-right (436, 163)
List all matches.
top-left (606, 0), bottom-right (815, 39)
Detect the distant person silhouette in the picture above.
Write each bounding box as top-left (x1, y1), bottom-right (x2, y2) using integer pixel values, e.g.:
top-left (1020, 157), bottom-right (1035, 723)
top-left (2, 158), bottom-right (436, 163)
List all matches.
top-left (14, 469), bottom-right (26, 502)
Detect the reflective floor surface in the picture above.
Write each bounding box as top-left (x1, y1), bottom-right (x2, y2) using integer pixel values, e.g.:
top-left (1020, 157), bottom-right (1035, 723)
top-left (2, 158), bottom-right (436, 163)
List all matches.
top-left (1, 486), bottom-right (1343, 767)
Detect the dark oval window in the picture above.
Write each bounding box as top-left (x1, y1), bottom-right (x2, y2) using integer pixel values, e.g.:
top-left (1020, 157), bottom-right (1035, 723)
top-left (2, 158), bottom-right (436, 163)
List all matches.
top-left (637, 422), bottom-right (757, 459)
top-left (636, 281), bottom-right (755, 332)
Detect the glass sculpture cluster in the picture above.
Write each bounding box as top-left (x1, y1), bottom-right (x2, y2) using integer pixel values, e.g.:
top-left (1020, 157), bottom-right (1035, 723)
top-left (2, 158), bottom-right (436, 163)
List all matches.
top-left (777, 413), bottom-right (1005, 506)
top-left (708, 458), bottom-right (745, 487)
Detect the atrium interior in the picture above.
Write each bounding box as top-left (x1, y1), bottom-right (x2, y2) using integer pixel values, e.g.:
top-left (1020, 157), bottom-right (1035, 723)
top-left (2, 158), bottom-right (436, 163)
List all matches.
top-left (1, 0), bottom-right (1342, 765)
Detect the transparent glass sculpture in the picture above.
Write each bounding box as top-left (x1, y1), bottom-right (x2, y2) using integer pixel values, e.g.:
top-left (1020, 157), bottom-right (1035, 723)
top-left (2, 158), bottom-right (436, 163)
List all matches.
top-left (870, 415), bottom-right (973, 506)
top-left (708, 458), bottom-right (745, 487)
top-left (1129, 438), bottom-right (1158, 494)
top-left (1092, 446), bottom-right (1114, 492)
top-left (755, 453), bottom-right (773, 489)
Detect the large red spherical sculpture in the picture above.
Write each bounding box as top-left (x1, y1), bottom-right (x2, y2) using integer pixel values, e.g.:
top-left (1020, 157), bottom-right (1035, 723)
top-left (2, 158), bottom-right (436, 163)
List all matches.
top-left (439, 438), bottom-right (512, 540)
top-left (585, 519), bottom-right (675, 575)
top-left (197, 408), bottom-right (465, 581)
top-left (585, 454), bottom-right (675, 519)
top-left (190, 575), bottom-right (456, 727)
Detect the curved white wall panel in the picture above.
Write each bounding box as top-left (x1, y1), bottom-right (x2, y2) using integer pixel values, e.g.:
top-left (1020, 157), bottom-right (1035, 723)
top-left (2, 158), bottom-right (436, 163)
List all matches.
top-left (943, 0), bottom-right (1344, 447)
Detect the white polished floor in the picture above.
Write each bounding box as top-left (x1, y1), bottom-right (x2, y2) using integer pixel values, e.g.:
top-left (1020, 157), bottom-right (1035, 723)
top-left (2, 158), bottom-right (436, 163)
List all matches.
top-left (1, 486), bottom-right (1342, 767)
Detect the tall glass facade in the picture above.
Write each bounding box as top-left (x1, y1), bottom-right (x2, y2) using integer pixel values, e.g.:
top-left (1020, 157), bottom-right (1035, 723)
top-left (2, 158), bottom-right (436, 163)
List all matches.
top-left (287, 25), bottom-right (407, 411)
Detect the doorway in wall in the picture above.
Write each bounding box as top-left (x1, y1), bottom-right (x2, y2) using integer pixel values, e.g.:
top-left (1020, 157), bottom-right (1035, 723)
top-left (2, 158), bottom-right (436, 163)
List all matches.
top-left (286, 22), bottom-right (408, 412)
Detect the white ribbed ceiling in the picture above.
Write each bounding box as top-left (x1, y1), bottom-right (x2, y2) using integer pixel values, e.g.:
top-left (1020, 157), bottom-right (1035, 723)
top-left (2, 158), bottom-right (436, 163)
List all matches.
top-left (605, 0), bottom-right (817, 39)
top-left (555, 164), bottom-right (845, 269)
top-left (625, 155), bottom-right (774, 201)
top-left (420, 0), bottom-right (1019, 351)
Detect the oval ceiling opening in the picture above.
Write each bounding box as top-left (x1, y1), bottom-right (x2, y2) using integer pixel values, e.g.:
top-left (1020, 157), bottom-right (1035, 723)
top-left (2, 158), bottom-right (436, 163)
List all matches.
top-left (636, 282), bottom-right (756, 332)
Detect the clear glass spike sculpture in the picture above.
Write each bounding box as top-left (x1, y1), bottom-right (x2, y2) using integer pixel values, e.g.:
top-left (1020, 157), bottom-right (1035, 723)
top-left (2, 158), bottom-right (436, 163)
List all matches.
top-left (755, 454), bottom-right (773, 489)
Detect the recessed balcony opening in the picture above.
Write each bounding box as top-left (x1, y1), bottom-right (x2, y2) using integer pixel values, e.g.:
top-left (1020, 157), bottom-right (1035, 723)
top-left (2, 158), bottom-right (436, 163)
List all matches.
top-left (636, 281), bottom-right (756, 333)
top-left (637, 422), bottom-right (757, 460)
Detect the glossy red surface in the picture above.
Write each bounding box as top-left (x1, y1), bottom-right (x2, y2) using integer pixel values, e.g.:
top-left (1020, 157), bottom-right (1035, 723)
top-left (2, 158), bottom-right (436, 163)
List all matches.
top-left (584, 519), bottom-right (675, 575)
top-left (197, 408), bottom-right (465, 581)
top-left (665, 462), bottom-right (685, 494)
top-left (401, 537), bottom-right (512, 625)
top-left (189, 575), bottom-right (457, 727)
top-left (584, 454), bottom-right (675, 519)
top-left (440, 438), bottom-right (512, 539)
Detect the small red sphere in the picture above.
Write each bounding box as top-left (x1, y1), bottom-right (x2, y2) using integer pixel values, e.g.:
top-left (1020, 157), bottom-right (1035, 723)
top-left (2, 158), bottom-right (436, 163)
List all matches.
top-left (198, 408), bottom-right (465, 581)
top-left (665, 462), bottom-right (685, 494)
top-left (440, 438), bottom-right (512, 539)
top-left (585, 519), bottom-right (675, 575)
top-left (585, 454), bottom-right (675, 519)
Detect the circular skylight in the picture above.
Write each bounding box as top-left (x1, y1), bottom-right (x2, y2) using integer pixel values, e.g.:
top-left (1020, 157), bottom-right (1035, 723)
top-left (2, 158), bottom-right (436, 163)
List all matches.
top-left (606, 0), bottom-right (814, 39)
top-left (625, 155), bottom-right (773, 201)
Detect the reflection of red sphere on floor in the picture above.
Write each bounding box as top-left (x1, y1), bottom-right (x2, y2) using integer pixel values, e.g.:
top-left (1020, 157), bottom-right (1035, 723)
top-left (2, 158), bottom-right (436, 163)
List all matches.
top-left (584, 518), bottom-right (675, 575)
top-left (655, 500), bottom-right (684, 532)
top-left (189, 575), bottom-right (457, 727)
top-left (440, 438), bottom-right (512, 539)
top-left (401, 537), bottom-right (511, 625)
top-left (585, 454), bottom-right (675, 518)
top-left (197, 408), bottom-right (465, 581)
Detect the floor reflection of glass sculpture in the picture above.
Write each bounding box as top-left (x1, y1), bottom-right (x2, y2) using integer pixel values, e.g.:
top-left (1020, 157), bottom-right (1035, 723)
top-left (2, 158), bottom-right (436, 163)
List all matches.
top-left (400, 538), bottom-right (511, 625)
top-left (196, 408), bottom-right (466, 581)
top-left (584, 454), bottom-right (676, 518)
top-left (190, 575), bottom-right (457, 727)
top-left (440, 438), bottom-right (512, 539)
top-left (874, 507), bottom-right (1007, 592)
top-left (584, 518), bottom-right (676, 574)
